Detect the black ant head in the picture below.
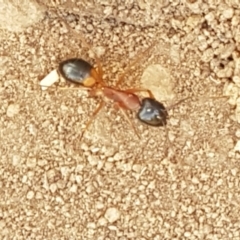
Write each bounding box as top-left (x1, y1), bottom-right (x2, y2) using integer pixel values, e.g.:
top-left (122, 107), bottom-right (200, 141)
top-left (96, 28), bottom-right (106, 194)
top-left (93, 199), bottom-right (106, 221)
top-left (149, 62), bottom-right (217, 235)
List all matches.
top-left (137, 98), bottom-right (168, 127)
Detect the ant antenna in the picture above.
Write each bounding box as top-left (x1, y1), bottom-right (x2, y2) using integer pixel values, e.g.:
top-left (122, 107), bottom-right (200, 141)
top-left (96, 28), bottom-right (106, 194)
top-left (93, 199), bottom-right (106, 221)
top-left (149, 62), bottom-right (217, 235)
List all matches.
top-left (166, 97), bottom-right (192, 111)
top-left (62, 18), bottom-right (105, 85)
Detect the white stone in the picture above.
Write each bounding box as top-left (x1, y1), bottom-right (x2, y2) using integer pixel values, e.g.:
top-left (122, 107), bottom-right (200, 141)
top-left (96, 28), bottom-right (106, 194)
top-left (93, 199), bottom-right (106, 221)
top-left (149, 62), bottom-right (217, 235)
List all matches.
top-left (104, 207), bottom-right (121, 223)
top-left (141, 64), bottom-right (175, 101)
top-left (234, 140), bottom-right (240, 152)
top-left (39, 69), bottom-right (59, 90)
top-left (6, 104), bottom-right (20, 117)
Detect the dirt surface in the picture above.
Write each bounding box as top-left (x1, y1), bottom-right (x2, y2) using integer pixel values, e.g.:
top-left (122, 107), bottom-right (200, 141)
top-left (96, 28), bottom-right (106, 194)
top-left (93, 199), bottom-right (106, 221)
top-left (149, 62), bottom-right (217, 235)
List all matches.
top-left (1, 1), bottom-right (240, 239)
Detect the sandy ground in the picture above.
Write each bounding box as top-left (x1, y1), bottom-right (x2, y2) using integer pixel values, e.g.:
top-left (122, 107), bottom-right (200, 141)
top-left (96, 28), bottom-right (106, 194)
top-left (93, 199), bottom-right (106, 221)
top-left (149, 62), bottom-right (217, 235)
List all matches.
top-left (0, 1), bottom-right (240, 239)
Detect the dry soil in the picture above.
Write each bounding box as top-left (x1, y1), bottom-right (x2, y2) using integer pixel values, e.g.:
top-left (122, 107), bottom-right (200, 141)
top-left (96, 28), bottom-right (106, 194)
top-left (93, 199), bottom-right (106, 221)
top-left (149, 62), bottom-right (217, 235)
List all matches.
top-left (0, 1), bottom-right (240, 240)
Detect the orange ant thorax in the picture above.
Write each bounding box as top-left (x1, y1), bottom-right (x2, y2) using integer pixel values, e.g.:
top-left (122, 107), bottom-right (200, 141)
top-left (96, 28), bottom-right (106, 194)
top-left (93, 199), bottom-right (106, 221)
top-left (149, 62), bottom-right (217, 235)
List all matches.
top-left (89, 86), bottom-right (141, 110)
top-left (102, 87), bottom-right (141, 110)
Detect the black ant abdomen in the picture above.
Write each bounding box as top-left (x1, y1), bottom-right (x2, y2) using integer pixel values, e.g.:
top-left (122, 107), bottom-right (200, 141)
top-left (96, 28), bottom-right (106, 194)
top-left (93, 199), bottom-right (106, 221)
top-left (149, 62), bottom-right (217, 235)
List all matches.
top-left (59, 58), bottom-right (97, 87)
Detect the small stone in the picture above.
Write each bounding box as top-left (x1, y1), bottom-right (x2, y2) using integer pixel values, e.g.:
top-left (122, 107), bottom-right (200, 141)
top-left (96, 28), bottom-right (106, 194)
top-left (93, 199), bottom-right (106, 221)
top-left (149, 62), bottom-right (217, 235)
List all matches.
top-left (188, 205), bottom-right (195, 214)
top-left (171, 182), bottom-right (177, 190)
top-left (96, 201), bottom-right (104, 209)
top-left (26, 158), bottom-right (37, 168)
top-left (234, 140), bottom-right (240, 152)
top-left (186, 15), bottom-right (201, 29)
top-left (113, 152), bottom-right (122, 161)
top-left (170, 44), bottom-right (180, 63)
top-left (191, 176), bottom-right (199, 184)
top-left (184, 232), bottom-right (191, 238)
top-left (104, 207), bottom-right (121, 223)
top-left (230, 168), bottom-right (238, 176)
top-left (202, 224), bottom-right (212, 234)
top-left (0, 220), bottom-right (6, 230)
top-left (222, 8), bottom-right (234, 20)
top-left (132, 164), bottom-right (142, 173)
top-left (104, 147), bottom-right (116, 157)
top-left (12, 155), bottom-right (21, 166)
top-left (87, 155), bottom-right (99, 166)
top-left (26, 191), bottom-right (35, 200)
top-left (22, 175), bottom-right (27, 183)
top-left (6, 104), bottom-right (20, 117)
top-left (86, 24), bottom-right (93, 31)
top-left (57, 180), bottom-right (66, 189)
top-left (108, 225), bottom-right (118, 231)
top-left (205, 12), bottom-right (215, 22)
top-left (90, 146), bottom-right (100, 153)
top-left (69, 184), bottom-right (78, 193)
top-left (224, 80), bottom-right (238, 95)
top-left (94, 46), bottom-right (106, 57)
top-left (37, 159), bottom-right (48, 167)
top-left (35, 192), bottom-right (43, 199)
top-left (87, 222), bottom-right (96, 229)
top-left (49, 183), bottom-right (57, 193)
top-left (141, 64), bottom-right (175, 101)
top-left (86, 184), bottom-right (95, 194)
top-left (46, 169), bottom-right (56, 181)
top-left (220, 43), bottom-right (235, 59)
top-left (39, 69), bottom-right (59, 90)
top-left (98, 217), bottom-right (107, 226)
top-left (217, 179), bottom-right (223, 186)
top-left (233, 76), bottom-right (240, 87)
top-left (80, 142), bottom-right (89, 151)
top-left (103, 6), bottom-right (113, 15)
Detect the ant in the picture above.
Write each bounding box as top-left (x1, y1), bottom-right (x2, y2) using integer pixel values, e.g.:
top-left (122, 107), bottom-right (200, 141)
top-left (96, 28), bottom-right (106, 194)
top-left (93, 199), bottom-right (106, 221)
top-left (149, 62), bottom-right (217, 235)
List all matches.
top-left (41, 20), bottom-right (189, 141)
top-left (58, 57), bottom-right (168, 139)
top-left (39, 16), bottom-right (229, 163)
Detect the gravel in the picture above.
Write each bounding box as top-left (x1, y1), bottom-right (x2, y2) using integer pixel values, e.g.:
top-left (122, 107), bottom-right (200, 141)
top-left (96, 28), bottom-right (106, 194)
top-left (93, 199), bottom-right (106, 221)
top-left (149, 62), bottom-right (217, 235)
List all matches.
top-left (0, 1), bottom-right (240, 239)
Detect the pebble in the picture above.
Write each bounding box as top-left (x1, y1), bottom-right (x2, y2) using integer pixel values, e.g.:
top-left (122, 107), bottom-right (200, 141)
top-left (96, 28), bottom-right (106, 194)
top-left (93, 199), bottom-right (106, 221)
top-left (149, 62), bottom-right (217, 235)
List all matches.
top-left (104, 207), bottom-right (121, 223)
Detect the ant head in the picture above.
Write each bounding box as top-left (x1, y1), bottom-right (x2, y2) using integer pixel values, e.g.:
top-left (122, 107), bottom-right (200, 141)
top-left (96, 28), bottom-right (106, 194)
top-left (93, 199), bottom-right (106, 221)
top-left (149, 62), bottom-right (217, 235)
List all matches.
top-left (59, 58), bottom-right (97, 87)
top-left (137, 98), bottom-right (168, 127)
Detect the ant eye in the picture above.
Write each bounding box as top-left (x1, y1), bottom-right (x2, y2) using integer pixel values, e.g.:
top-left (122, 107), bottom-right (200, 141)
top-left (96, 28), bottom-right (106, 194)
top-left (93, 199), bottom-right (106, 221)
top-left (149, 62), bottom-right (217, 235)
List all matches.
top-left (137, 98), bottom-right (168, 127)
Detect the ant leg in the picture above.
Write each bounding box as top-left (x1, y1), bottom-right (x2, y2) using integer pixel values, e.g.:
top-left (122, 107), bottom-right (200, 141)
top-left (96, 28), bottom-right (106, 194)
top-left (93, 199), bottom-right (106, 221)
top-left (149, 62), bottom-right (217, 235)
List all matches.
top-left (124, 88), bottom-right (155, 99)
top-left (114, 103), bottom-right (141, 139)
top-left (115, 41), bottom-right (157, 87)
top-left (90, 67), bottom-right (105, 86)
top-left (80, 100), bottom-right (105, 140)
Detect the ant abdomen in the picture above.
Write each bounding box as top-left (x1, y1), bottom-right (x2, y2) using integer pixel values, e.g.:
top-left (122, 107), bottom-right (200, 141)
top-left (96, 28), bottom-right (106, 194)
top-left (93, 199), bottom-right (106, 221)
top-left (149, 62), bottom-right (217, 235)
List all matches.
top-left (59, 58), bottom-right (96, 87)
top-left (137, 98), bottom-right (168, 127)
